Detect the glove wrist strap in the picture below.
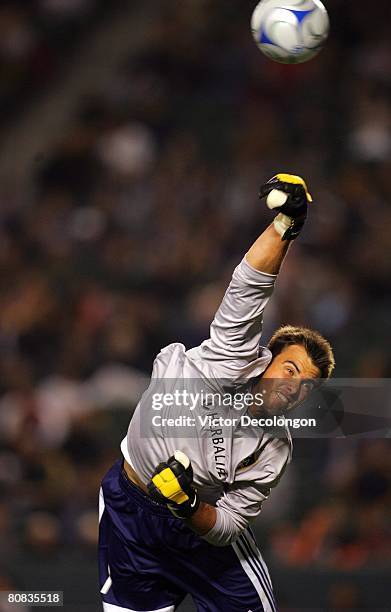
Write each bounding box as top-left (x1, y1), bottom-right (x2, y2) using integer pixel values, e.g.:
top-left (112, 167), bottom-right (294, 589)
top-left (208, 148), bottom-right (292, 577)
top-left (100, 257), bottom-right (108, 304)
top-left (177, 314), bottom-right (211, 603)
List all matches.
top-left (273, 213), bottom-right (293, 238)
top-left (168, 491), bottom-right (200, 519)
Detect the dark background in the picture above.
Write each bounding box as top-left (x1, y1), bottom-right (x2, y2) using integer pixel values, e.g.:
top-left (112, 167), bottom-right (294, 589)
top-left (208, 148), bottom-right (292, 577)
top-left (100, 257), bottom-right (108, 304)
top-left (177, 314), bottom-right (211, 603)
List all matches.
top-left (0, 1), bottom-right (390, 610)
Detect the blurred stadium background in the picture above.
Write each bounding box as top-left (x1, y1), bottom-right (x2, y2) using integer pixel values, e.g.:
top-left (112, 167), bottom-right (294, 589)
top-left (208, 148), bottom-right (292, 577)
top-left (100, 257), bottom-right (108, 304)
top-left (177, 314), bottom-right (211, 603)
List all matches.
top-left (0, 0), bottom-right (390, 610)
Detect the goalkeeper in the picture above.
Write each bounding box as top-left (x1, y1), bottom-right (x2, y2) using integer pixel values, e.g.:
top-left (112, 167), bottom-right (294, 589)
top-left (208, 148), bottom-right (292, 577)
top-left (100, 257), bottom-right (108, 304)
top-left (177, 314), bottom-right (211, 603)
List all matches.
top-left (99, 174), bottom-right (335, 612)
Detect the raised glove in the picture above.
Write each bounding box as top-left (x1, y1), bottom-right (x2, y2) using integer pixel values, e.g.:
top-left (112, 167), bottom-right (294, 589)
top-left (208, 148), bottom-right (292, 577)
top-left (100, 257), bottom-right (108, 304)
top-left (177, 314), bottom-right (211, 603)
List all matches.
top-left (259, 173), bottom-right (313, 240)
top-left (148, 450), bottom-right (200, 519)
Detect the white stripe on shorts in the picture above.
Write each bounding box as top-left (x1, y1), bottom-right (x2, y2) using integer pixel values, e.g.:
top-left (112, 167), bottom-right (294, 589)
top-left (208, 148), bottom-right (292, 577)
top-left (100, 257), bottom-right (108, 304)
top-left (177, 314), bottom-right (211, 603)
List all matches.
top-left (99, 487), bottom-right (105, 523)
top-left (102, 603), bottom-right (175, 612)
top-left (232, 539), bottom-right (274, 612)
top-left (238, 533), bottom-right (276, 612)
top-left (100, 575), bottom-right (112, 595)
top-left (241, 531), bottom-right (275, 597)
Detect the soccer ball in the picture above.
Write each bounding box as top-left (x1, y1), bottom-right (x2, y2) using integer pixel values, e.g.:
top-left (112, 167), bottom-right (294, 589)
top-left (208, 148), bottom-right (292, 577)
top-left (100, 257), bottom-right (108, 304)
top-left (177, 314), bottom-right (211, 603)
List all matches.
top-left (251, 0), bottom-right (329, 64)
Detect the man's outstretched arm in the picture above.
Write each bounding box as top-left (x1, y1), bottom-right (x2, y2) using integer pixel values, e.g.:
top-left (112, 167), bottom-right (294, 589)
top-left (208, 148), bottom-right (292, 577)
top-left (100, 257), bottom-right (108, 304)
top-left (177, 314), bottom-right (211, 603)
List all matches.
top-left (245, 222), bottom-right (291, 275)
top-left (187, 174), bottom-right (312, 379)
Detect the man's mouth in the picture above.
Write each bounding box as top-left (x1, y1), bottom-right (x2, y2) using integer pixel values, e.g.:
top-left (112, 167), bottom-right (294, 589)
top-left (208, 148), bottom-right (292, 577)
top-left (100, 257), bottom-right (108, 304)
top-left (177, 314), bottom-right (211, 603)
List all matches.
top-left (275, 390), bottom-right (289, 406)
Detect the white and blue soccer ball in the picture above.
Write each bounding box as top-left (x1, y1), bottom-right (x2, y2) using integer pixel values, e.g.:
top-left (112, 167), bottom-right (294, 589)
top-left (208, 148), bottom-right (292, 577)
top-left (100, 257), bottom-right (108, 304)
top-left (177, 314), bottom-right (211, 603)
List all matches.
top-left (251, 0), bottom-right (329, 64)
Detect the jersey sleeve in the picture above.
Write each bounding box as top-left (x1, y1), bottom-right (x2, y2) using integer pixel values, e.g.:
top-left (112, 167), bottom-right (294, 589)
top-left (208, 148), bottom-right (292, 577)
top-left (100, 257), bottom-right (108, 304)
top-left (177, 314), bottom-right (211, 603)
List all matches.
top-left (202, 436), bottom-right (291, 547)
top-left (202, 484), bottom-right (269, 547)
top-left (186, 257), bottom-right (276, 381)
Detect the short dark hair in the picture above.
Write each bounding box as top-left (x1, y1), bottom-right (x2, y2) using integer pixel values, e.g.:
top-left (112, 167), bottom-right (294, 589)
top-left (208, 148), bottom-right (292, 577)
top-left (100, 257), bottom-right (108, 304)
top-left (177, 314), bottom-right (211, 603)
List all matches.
top-left (267, 325), bottom-right (335, 378)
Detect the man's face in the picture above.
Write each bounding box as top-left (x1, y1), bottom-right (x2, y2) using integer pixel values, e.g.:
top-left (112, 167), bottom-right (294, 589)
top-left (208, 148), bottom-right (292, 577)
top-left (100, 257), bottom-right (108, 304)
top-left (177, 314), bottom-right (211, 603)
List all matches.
top-left (253, 344), bottom-right (320, 416)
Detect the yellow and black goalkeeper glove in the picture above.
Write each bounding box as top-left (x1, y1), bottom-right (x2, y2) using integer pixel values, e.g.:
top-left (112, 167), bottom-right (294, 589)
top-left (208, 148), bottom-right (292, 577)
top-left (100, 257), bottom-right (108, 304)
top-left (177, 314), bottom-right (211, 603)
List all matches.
top-left (259, 173), bottom-right (313, 241)
top-left (147, 451), bottom-right (200, 519)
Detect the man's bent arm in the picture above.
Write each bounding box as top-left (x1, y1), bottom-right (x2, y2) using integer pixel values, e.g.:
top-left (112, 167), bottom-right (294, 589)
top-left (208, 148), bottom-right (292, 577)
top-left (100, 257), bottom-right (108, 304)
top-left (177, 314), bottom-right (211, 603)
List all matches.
top-left (246, 222), bottom-right (290, 274)
top-left (186, 499), bottom-right (252, 547)
top-left (187, 222), bottom-right (291, 379)
top-left (186, 502), bottom-right (217, 536)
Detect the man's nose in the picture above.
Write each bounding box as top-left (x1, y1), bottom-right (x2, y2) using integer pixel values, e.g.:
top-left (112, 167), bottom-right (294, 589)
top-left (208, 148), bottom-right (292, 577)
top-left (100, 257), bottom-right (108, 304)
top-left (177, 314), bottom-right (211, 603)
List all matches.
top-left (280, 379), bottom-right (300, 397)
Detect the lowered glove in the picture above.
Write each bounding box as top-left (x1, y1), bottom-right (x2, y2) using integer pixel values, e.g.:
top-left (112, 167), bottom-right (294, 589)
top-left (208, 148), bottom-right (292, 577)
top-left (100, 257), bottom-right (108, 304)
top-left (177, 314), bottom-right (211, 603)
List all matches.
top-left (259, 173), bottom-right (313, 240)
top-left (148, 450), bottom-right (200, 519)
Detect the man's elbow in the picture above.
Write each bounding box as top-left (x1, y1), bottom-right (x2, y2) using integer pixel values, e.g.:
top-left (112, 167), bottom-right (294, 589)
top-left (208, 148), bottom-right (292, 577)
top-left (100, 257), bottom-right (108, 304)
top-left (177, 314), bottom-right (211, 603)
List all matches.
top-left (201, 509), bottom-right (246, 547)
top-left (202, 530), bottom-right (242, 547)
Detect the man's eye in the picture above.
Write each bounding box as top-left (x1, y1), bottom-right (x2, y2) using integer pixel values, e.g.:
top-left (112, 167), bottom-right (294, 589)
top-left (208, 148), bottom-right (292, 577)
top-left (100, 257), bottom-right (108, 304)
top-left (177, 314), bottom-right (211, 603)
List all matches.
top-left (286, 367), bottom-right (294, 376)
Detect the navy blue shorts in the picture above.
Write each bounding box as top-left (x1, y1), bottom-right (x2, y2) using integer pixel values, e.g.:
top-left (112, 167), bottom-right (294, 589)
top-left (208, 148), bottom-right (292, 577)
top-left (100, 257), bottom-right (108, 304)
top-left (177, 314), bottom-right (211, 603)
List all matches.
top-left (99, 460), bottom-right (277, 612)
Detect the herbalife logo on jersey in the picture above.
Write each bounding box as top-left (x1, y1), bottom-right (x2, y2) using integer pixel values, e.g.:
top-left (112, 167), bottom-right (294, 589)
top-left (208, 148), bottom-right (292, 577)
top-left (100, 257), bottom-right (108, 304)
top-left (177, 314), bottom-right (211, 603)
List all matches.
top-left (207, 412), bottom-right (227, 479)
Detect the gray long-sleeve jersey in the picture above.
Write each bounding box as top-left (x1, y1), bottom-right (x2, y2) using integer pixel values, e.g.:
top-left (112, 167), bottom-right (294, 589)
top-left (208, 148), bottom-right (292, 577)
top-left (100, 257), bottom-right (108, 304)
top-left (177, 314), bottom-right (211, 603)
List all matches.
top-left (121, 257), bottom-right (292, 546)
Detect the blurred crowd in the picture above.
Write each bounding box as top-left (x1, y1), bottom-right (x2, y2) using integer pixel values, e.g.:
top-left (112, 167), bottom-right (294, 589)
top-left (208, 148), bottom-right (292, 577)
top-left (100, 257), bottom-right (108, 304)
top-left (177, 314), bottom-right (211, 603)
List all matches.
top-left (0, 0), bottom-right (115, 125)
top-left (0, 0), bottom-right (390, 591)
top-left (269, 439), bottom-right (390, 570)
